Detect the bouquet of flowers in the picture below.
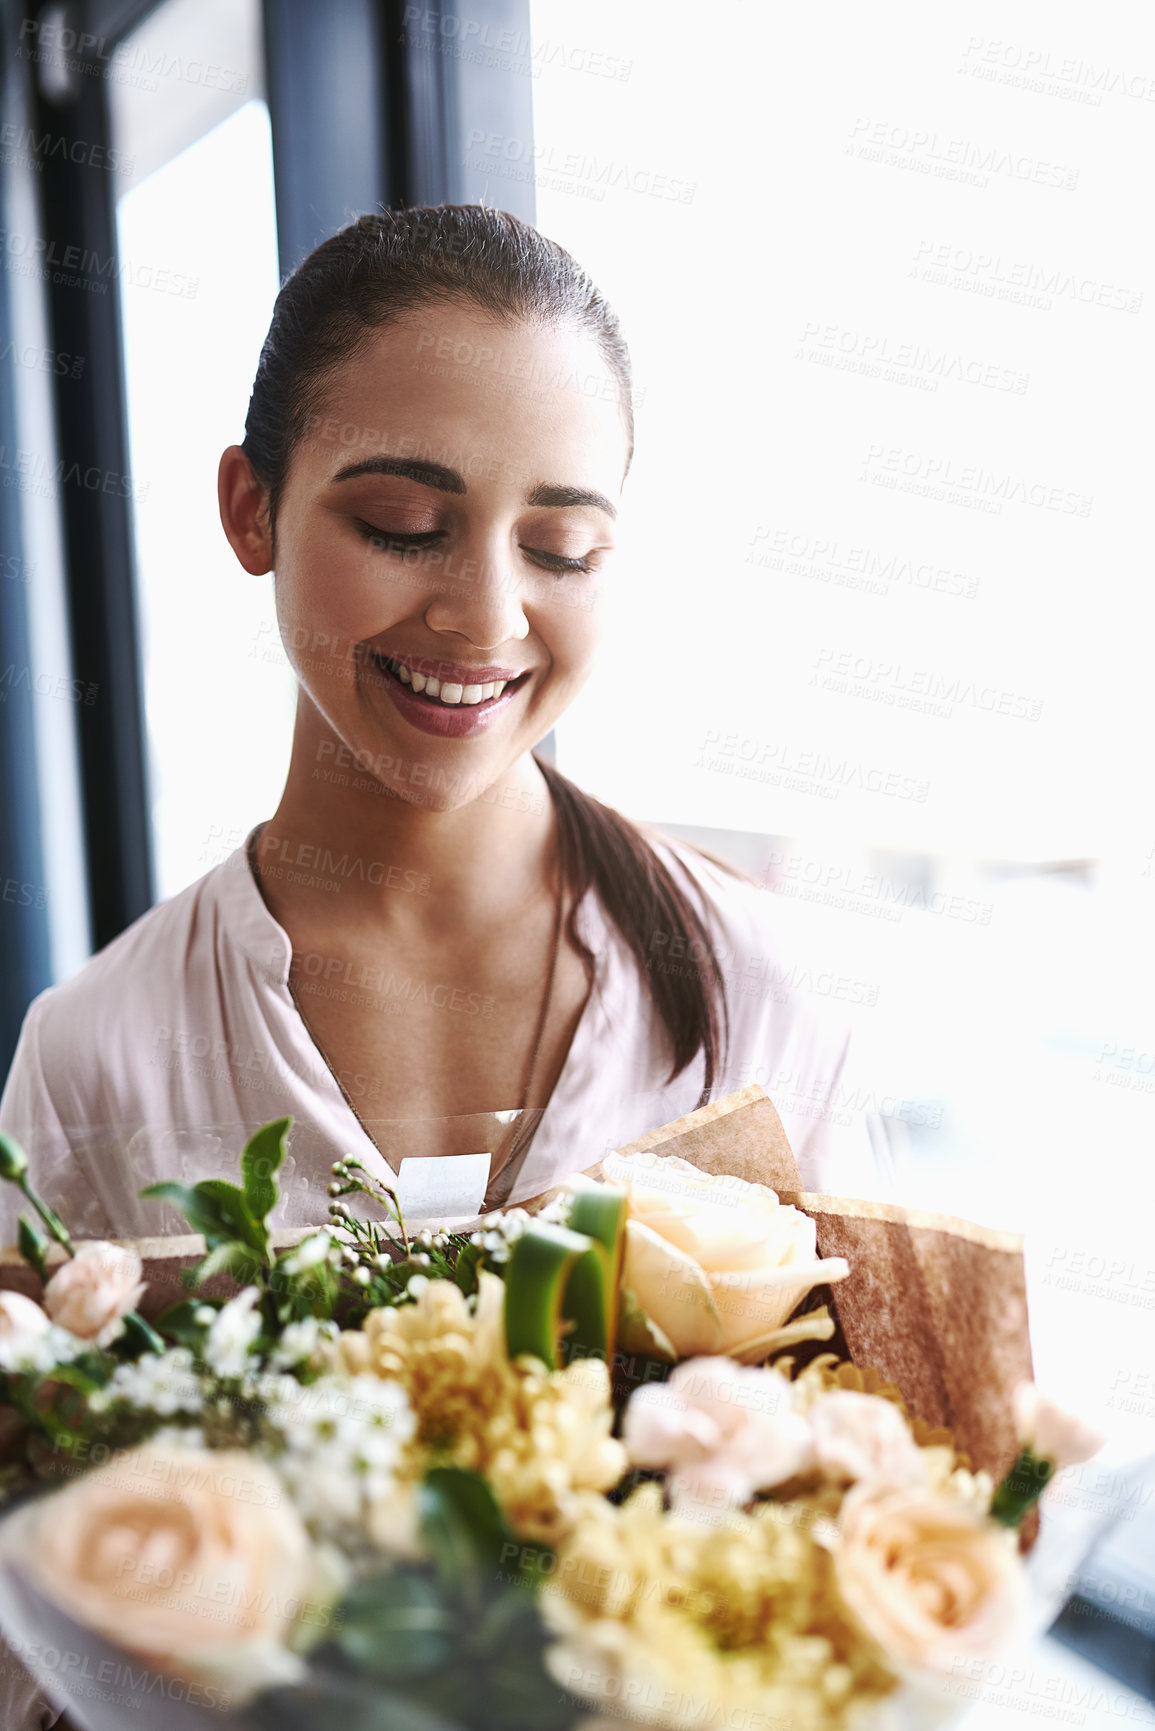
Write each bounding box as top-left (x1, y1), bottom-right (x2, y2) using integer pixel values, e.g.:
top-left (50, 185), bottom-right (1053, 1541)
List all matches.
top-left (0, 1099), bottom-right (1104, 1731)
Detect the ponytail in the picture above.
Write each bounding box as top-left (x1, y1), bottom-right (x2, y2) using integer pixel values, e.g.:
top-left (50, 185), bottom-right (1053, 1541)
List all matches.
top-left (536, 757), bottom-right (729, 1105)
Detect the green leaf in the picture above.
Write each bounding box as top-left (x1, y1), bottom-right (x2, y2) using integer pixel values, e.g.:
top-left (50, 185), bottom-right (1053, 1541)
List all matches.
top-left (270, 1243), bottom-right (339, 1322)
top-left (469, 1596), bottom-right (578, 1730)
top-left (116, 1311), bottom-right (165, 1357)
top-left (16, 1215), bottom-right (48, 1282)
top-left (419, 1468), bottom-right (519, 1613)
top-left (336, 1569), bottom-right (456, 1681)
top-left (452, 1238), bottom-right (484, 1297)
top-left (502, 1221), bottom-right (609, 1371)
top-left (241, 1117), bottom-right (290, 1226)
top-left (417, 1584), bottom-right (579, 1731)
top-left (41, 1361), bottom-right (105, 1397)
top-left (184, 1239), bottom-right (264, 1292)
top-left (245, 1670), bottom-right (467, 1731)
top-left (154, 1298), bottom-right (216, 1349)
top-left (141, 1179), bottom-right (268, 1259)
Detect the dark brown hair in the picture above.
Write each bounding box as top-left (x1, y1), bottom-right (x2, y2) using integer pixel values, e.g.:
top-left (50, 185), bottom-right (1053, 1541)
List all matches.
top-left (242, 204), bottom-right (728, 1100)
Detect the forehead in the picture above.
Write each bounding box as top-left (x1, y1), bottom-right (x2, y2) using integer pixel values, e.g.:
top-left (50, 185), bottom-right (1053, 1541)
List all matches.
top-left (299, 305), bottom-right (630, 491)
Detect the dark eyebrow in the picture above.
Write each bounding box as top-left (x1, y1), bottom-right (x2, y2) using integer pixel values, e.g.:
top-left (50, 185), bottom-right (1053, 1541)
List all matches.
top-left (330, 457), bottom-right (467, 493)
top-left (527, 482), bottom-right (617, 520)
top-left (330, 458), bottom-right (616, 521)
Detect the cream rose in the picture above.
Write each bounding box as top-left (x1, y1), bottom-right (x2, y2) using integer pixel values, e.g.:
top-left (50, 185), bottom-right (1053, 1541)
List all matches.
top-left (43, 1240), bottom-right (146, 1346)
top-left (7, 1443), bottom-right (325, 1698)
top-left (834, 1483), bottom-right (1025, 1675)
top-left (601, 1151), bottom-right (848, 1363)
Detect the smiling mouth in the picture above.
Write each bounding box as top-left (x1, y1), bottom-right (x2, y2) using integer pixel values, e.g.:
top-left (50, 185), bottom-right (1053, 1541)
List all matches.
top-left (373, 655), bottom-right (530, 708)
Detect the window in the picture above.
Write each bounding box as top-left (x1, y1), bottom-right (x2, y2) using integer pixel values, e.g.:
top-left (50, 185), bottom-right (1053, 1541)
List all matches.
top-left (110, 0), bottom-right (289, 900)
top-left (527, 0), bottom-right (1155, 1347)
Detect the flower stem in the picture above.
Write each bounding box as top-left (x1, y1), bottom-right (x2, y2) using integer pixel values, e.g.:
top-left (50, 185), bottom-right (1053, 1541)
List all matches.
top-left (17, 1175), bottom-right (73, 1256)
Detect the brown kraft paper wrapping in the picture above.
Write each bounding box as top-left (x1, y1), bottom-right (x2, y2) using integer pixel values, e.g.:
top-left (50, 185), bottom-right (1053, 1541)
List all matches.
top-left (607, 1085), bottom-right (1033, 1484)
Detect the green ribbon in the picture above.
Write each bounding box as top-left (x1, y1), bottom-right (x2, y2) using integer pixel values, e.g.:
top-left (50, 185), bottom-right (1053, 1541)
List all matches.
top-left (503, 1186), bottom-right (627, 1371)
top-left (990, 1448), bottom-right (1055, 1527)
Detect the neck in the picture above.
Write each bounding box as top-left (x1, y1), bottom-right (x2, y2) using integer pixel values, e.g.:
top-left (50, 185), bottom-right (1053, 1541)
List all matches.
top-left (255, 699), bottom-right (558, 929)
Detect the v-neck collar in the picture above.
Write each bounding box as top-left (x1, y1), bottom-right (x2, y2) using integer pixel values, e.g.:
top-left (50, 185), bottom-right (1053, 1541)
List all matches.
top-left (215, 828), bottom-right (614, 1203)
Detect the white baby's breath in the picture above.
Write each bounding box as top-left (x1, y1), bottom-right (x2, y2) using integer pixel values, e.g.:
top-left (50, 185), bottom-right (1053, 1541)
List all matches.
top-left (281, 1232), bottom-right (333, 1275)
top-left (88, 1346), bottom-right (203, 1416)
top-left (269, 1316), bottom-right (338, 1371)
top-left (203, 1287), bottom-right (263, 1379)
top-left (470, 1207), bottom-right (532, 1265)
top-left (536, 1194), bottom-right (574, 1227)
top-left (0, 1324), bottom-right (87, 1377)
top-left (259, 1372), bottom-right (416, 1535)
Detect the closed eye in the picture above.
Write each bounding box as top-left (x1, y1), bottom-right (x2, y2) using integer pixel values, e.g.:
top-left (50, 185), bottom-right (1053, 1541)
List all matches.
top-left (356, 520), bottom-right (445, 553)
top-left (522, 547), bottom-right (599, 574)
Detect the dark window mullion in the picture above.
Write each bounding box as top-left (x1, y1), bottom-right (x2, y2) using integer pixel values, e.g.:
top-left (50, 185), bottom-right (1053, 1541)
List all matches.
top-left (33, 36), bottom-right (154, 948)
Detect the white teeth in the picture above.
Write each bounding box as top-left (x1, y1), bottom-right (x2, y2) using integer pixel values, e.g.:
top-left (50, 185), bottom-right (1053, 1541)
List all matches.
top-left (385, 657), bottom-right (516, 706)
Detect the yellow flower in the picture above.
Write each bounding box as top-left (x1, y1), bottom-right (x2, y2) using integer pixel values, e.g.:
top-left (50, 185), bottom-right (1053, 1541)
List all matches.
top-left (542, 1484), bottom-right (897, 1731)
top-left (334, 1273), bottom-right (626, 1544)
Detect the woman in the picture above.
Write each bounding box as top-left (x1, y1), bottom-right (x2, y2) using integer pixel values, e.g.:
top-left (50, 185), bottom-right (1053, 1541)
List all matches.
top-left (0, 205), bottom-right (864, 1247)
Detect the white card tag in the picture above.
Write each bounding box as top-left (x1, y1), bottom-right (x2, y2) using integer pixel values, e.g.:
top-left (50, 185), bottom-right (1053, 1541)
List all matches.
top-left (395, 1152), bottom-right (492, 1222)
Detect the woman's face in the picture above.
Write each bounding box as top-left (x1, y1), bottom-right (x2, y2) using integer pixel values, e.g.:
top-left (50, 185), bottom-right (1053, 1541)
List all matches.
top-left (267, 304), bottom-right (629, 810)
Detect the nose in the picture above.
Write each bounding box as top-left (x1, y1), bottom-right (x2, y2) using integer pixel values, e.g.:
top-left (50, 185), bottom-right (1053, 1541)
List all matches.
top-left (422, 538), bottom-right (530, 646)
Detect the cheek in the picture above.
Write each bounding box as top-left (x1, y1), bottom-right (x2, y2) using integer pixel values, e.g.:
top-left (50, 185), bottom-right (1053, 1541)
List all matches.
top-left (276, 534), bottom-right (407, 641)
top-left (537, 587), bottom-right (605, 674)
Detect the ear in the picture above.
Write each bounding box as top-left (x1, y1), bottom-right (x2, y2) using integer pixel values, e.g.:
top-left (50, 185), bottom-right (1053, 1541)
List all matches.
top-left (218, 445), bottom-right (273, 575)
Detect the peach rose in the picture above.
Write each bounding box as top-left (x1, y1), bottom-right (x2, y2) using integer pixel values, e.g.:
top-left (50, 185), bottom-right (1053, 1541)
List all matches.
top-left (834, 1484), bottom-right (1025, 1676)
top-left (8, 1442), bottom-right (324, 1697)
top-left (601, 1151), bottom-right (848, 1363)
top-left (43, 1241), bottom-right (146, 1346)
top-left (809, 1389), bottom-right (923, 1487)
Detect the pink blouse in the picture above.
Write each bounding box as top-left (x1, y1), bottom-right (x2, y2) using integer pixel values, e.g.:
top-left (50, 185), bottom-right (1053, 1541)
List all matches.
top-left (0, 831), bottom-right (867, 1250)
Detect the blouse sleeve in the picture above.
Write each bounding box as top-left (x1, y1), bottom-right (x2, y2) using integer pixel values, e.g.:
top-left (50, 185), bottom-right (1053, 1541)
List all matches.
top-left (784, 1017), bottom-right (888, 1199)
top-left (0, 995), bottom-right (76, 1253)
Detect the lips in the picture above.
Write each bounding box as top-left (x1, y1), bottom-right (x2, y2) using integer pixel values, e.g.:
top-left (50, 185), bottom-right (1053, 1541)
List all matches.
top-left (369, 651), bottom-right (531, 739)
top-left (379, 654), bottom-right (523, 708)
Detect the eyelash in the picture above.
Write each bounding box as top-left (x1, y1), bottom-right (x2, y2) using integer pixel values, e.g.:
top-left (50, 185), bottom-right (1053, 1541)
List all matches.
top-left (356, 521), bottom-right (596, 575)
